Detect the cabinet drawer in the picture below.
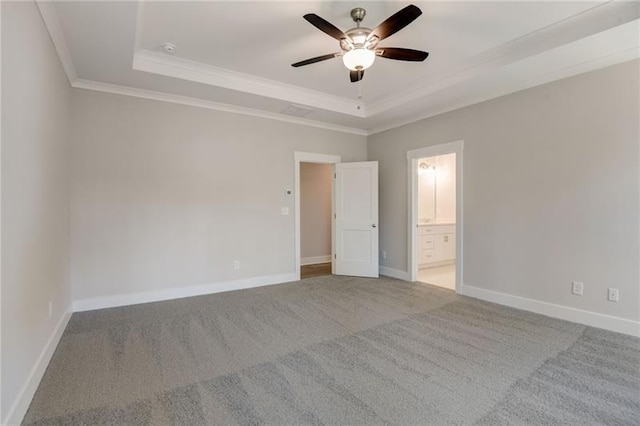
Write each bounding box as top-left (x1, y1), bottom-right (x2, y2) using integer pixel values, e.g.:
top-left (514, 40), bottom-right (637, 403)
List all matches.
top-left (433, 225), bottom-right (455, 234)
top-left (419, 225), bottom-right (456, 235)
top-left (419, 226), bottom-right (437, 235)
top-left (420, 249), bottom-right (435, 263)
top-left (421, 236), bottom-right (434, 249)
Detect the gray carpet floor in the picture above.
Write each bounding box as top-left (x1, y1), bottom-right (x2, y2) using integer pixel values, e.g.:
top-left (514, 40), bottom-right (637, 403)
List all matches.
top-left (24, 275), bottom-right (640, 425)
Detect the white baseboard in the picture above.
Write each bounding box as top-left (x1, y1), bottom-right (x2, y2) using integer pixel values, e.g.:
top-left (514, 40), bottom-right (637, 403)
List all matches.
top-left (73, 272), bottom-right (298, 312)
top-left (4, 311), bottom-right (72, 426)
top-left (301, 255), bottom-right (331, 266)
top-left (380, 266), bottom-right (411, 281)
top-left (460, 283), bottom-right (640, 337)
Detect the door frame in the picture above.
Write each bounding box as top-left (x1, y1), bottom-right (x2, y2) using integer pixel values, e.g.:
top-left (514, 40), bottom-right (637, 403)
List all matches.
top-left (407, 140), bottom-right (464, 292)
top-left (294, 152), bottom-right (341, 280)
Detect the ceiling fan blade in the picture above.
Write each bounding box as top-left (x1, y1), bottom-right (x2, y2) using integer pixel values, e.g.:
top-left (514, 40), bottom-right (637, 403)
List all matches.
top-left (292, 53), bottom-right (340, 67)
top-left (369, 4), bottom-right (422, 42)
top-left (349, 69), bottom-right (364, 83)
top-left (375, 48), bottom-right (429, 62)
top-left (303, 13), bottom-right (348, 41)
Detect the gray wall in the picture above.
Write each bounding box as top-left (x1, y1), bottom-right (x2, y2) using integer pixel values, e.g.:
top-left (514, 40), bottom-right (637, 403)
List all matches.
top-left (70, 90), bottom-right (366, 302)
top-left (368, 60), bottom-right (639, 322)
top-left (300, 162), bottom-right (332, 262)
top-left (1, 2), bottom-right (72, 421)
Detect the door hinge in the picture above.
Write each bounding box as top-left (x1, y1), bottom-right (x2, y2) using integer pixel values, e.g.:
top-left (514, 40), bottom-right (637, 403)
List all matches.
top-left (334, 253), bottom-right (336, 259)
top-left (334, 173), bottom-right (336, 178)
top-left (334, 213), bottom-right (336, 219)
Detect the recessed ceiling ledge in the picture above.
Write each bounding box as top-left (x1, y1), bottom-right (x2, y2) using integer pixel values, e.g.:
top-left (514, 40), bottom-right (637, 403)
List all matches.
top-left (132, 49), bottom-right (367, 118)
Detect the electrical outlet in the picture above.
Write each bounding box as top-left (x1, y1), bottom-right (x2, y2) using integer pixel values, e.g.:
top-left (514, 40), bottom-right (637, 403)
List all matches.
top-left (281, 207), bottom-right (289, 215)
top-left (381, 250), bottom-right (387, 259)
top-left (233, 260), bottom-right (240, 270)
top-left (572, 281), bottom-right (584, 296)
top-left (607, 288), bottom-right (619, 302)
top-left (48, 301), bottom-right (53, 319)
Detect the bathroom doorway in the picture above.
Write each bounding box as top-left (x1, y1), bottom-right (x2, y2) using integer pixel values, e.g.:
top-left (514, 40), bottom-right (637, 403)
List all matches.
top-left (416, 153), bottom-right (456, 289)
top-left (407, 141), bottom-right (463, 292)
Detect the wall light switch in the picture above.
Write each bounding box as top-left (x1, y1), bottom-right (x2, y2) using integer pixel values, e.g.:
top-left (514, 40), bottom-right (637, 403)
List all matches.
top-left (607, 288), bottom-right (619, 302)
top-left (281, 207), bottom-right (289, 215)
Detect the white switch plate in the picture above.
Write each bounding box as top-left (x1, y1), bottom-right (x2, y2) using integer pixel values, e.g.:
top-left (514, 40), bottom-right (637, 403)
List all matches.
top-left (233, 260), bottom-right (240, 270)
top-left (572, 281), bottom-right (583, 296)
top-left (281, 207), bottom-right (289, 215)
top-left (381, 250), bottom-right (387, 259)
top-left (607, 288), bottom-right (619, 302)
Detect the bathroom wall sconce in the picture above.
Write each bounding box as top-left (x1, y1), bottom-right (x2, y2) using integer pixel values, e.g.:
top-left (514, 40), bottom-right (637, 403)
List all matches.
top-left (418, 161), bottom-right (436, 175)
top-left (419, 162), bottom-right (435, 170)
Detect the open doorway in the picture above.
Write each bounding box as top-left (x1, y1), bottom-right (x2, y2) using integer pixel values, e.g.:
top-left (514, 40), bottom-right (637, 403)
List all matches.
top-left (407, 141), bottom-right (463, 292)
top-left (294, 152), bottom-right (379, 280)
top-left (416, 153), bottom-right (456, 289)
top-left (294, 152), bottom-right (341, 280)
top-left (300, 162), bottom-right (333, 279)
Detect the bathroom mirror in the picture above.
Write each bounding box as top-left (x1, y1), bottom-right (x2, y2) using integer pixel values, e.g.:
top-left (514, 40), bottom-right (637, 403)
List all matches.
top-left (417, 153), bottom-right (457, 225)
top-left (418, 161), bottom-right (436, 223)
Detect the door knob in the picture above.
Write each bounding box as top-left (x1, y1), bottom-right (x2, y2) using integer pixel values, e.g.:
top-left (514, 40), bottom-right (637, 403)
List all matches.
top-left (372, 224), bottom-right (377, 228)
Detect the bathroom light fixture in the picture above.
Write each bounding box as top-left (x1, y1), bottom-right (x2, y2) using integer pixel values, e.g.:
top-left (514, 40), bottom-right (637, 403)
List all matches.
top-left (419, 162), bottom-right (435, 170)
top-left (418, 161), bottom-right (436, 176)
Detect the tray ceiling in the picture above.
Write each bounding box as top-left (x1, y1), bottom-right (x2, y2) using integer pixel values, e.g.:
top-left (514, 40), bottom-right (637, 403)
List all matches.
top-left (40, 1), bottom-right (639, 134)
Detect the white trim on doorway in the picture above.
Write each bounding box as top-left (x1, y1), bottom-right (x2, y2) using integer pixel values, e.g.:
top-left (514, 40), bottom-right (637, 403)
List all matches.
top-left (407, 141), bottom-right (464, 292)
top-left (294, 152), bottom-right (341, 280)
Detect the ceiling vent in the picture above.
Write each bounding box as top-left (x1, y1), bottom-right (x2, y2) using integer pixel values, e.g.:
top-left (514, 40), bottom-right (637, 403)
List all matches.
top-left (281, 105), bottom-right (313, 117)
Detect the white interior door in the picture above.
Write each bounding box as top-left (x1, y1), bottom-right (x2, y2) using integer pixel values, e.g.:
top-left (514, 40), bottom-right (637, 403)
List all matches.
top-left (334, 161), bottom-right (379, 278)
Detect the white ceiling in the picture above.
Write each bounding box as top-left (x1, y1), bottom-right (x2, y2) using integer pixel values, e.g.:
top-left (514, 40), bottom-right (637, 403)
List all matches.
top-left (40, 1), bottom-right (639, 135)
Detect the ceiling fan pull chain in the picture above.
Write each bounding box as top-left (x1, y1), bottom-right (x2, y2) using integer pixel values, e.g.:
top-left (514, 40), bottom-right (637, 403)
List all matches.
top-left (358, 76), bottom-right (363, 100)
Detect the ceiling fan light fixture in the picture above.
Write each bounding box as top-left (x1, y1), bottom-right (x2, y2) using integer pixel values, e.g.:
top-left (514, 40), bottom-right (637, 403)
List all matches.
top-left (293, 5), bottom-right (427, 82)
top-left (342, 48), bottom-right (375, 71)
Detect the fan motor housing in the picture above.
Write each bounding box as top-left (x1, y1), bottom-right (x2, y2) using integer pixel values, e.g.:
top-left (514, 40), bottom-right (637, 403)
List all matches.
top-left (341, 27), bottom-right (378, 51)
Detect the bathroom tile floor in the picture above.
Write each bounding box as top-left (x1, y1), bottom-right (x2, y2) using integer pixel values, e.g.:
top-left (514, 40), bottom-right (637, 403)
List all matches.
top-left (418, 263), bottom-right (456, 290)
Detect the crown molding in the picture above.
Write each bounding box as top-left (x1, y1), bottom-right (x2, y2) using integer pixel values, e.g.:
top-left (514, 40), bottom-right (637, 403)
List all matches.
top-left (35, 0), bottom-right (77, 83)
top-left (369, 45), bottom-right (639, 136)
top-left (130, 0), bottom-right (637, 121)
top-left (71, 79), bottom-right (368, 136)
top-left (33, 1), bottom-right (366, 134)
top-left (133, 49), bottom-right (366, 118)
top-left (34, 0), bottom-right (638, 138)
top-left (366, 0), bottom-right (639, 118)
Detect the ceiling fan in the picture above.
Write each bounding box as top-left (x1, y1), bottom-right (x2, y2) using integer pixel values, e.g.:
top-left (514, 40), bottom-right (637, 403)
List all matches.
top-left (292, 4), bottom-right (429, 83)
